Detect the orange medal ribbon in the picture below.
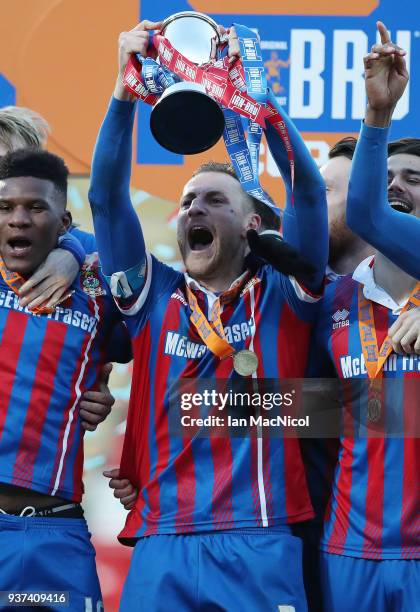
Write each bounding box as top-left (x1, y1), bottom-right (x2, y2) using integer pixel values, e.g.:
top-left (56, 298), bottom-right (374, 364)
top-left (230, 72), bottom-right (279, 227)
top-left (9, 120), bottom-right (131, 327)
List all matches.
top-left (358, 282), bottom-right (420, 380)
top-left (358, 282), bottom-right (420, 421)
top-left (185, 272), bottom-right (252, 361)
top-left (0, 256), bottom-right (54, 314)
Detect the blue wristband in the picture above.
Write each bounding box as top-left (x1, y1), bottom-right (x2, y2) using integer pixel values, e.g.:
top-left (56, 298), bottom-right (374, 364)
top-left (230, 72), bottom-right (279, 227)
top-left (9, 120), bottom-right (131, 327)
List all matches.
top-left (58, 232), bottom-right (86, 268)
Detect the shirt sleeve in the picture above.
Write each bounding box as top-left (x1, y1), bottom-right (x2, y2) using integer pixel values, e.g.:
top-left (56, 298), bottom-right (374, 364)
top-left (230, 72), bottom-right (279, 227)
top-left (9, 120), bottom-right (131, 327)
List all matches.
top-left (69, 227), bottom-right (97, 255)
top-left (264, 90), bottom-right (328, 294)
top-left (268, 266), bottom-right (322, 323)
top-left (347, 122), bottom-right (420, 279)
top-left (57, 231), bottom-right (85, 267)
top-left (88, 97), bottom-right (147, 284)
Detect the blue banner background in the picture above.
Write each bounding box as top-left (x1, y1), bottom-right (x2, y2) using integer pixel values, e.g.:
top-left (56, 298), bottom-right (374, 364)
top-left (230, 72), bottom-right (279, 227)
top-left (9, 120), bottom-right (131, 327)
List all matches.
top-left (138, 0), bottom-right (420, 165)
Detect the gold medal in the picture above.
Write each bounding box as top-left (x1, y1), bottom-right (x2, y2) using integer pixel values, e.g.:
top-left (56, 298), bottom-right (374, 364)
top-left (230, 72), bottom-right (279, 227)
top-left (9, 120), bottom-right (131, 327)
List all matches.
top-left (233, 350), bottom-right (259, 376)
top-left (367, 397), bottom-right (381, 423)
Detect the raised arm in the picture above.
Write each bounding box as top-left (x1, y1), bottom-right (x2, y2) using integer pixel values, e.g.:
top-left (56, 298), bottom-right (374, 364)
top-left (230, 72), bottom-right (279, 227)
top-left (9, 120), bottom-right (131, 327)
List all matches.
top-left (88, 97), bottom-right (141, 276)
top-left (347, 123), bottom-right (420, 279)
top-left (346, 21), bottom-right (420, 279)
top-left (264, 92), bottom-right (328, 293)
top-left (88, 21), bottom-right (161, 288)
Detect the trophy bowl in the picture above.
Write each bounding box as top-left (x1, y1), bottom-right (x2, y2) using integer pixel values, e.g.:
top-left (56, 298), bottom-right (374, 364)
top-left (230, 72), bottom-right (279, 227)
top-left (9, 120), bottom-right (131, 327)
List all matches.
top-left (161, 11), bottom-right (220, 65)
top-left (150, 11), bottom-right (225, 155)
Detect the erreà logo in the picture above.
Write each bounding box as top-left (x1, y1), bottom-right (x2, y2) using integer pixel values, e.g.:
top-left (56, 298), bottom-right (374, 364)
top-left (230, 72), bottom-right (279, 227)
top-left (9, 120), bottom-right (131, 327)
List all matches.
top-left (240, 277), bottom-right (261, 297)
top-left (170, 290), bottom-right (187, 306)
top-left (332, 308), bottom-right (350, 329)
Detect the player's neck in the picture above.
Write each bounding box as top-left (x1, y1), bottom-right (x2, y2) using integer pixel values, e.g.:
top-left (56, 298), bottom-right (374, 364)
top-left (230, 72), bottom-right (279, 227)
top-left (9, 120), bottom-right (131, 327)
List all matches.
top-left (193, 264), bottom-right (246, 294)
top-left (374, 252), bottom-right (418, 304)
top-left (330, 241), bottom-right (375, 276)
top-left (195, 273), bottom-right (241, 294)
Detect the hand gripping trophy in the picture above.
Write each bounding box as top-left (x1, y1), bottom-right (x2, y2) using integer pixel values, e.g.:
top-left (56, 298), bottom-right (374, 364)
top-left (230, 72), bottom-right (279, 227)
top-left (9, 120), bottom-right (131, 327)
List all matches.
top-left (124, 11), bottom-right (226, 154)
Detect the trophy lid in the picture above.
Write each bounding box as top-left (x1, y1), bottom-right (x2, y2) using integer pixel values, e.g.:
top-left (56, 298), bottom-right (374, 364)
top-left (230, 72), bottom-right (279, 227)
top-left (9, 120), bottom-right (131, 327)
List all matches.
top-left (161, 11), bottom-right (220, 65)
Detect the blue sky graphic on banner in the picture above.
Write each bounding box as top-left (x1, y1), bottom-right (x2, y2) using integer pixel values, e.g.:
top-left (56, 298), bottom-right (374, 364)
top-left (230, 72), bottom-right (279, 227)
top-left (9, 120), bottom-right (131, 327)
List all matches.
top-left (137, 0), bottom-right (420, 165)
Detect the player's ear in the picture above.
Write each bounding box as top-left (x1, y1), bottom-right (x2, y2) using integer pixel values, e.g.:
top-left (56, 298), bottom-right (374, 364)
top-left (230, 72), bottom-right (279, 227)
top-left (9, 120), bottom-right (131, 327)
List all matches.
top-left (243, 212), bottom-right (261, 237)
top-left (59, 211), bottom-right (72, 235)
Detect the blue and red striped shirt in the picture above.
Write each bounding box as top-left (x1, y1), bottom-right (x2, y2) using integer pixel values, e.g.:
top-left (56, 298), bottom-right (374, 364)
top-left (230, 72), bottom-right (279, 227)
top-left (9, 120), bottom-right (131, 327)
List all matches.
top-left (118, 256), bottom-right (320, 541)
top-left (0, 254), bottom-right (127, 501)
top-left (312, 259), bottom-right (420, 559)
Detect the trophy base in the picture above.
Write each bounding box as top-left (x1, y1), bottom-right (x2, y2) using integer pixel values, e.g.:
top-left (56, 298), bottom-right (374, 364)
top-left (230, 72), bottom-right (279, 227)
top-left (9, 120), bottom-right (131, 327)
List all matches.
top-left (150, 82), bottom-right (225, 155)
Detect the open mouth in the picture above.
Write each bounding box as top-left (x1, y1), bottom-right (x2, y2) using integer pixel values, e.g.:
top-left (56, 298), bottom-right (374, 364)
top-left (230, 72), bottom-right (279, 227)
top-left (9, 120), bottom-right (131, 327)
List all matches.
top-left (389, 199), bottom-right (413, 214)
top-left (188, 226), bottom-right (214, 252)
top-left (7, 237), bottom-right (33, 255)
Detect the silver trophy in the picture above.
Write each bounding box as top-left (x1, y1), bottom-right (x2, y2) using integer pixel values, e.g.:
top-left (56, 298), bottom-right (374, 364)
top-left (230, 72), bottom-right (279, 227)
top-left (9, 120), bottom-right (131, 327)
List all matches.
top-left (150, 11), bottom-right (225, 155)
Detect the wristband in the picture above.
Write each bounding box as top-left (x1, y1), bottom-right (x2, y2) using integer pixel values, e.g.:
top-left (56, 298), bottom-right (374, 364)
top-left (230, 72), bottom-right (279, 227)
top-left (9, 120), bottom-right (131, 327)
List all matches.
top-left (105, 258), bottom-right (147, 298)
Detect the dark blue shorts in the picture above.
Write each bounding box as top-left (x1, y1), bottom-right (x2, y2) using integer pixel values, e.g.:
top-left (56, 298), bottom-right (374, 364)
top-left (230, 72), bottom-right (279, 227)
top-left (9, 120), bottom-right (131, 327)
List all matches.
top-left (121, 527), bottom-right (307, 611)
top-left (0, 514), bottom-right (102, 611)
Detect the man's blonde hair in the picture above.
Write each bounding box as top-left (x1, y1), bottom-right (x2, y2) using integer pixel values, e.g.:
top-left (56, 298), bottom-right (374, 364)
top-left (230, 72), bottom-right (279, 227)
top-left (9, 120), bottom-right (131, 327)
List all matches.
top-left (192, 161), bottom-right (281, 231)
top-left (0, 106), bottom-right (50, 150)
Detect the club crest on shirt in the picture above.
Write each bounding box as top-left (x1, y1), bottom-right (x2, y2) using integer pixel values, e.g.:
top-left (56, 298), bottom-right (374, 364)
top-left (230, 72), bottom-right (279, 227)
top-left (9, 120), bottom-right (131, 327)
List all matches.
top-left (81, 266), bottom-right (107, 298)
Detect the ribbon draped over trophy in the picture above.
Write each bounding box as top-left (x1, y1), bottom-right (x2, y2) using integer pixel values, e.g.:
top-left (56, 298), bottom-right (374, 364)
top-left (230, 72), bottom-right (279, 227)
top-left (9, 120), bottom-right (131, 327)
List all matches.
top-left (123, 11), bottom-right (296, 217)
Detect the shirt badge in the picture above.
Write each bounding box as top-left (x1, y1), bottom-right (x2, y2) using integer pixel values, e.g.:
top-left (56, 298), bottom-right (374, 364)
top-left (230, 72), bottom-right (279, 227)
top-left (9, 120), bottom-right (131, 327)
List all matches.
top-left (81, 266), bottom-right (107, 298)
